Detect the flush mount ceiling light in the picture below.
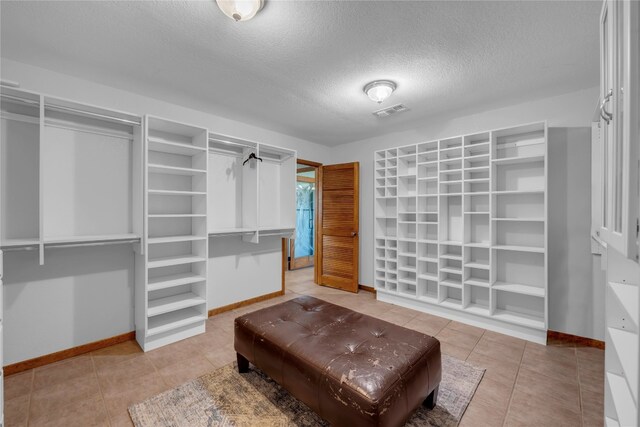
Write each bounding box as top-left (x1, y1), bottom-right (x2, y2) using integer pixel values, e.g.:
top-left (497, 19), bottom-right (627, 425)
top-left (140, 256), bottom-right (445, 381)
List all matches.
top-left (216, 0), bottom-right (264, 22)
top-left (363, 80), bottom-right (397, 104)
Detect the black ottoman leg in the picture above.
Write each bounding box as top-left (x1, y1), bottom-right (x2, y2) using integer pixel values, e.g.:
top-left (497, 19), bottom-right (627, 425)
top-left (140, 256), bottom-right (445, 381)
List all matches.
top-left (237, 353), bottom-right (249, 373)
top-left (424, 386), bottom-right (439, 410)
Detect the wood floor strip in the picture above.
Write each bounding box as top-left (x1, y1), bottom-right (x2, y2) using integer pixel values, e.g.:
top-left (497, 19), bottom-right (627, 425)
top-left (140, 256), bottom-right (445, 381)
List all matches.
top-left (547, 330), bottom-right (605, 349)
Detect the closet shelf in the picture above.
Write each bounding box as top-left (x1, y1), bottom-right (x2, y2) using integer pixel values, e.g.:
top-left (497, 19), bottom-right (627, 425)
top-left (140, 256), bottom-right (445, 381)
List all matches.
top-left (492, 217), bottom-right (544, 222)
top-left (441, 267), bottom-right (462, 274)
top-left (146, 308), bottom-right (207, 337)
top-left (148, 137), bottom-right (206, 156)
top-left (148, 273), bottom-right (206, 292)
top-left (147, 255), bottom-right (206, 269)
top-left (464, 262), bottom-right (490, 270)
top-left (465, 242), bottom-right (490, 248)
top-left (465, 278), bottom-right (490, 288)
top-left (440, 254), bottom-right (462, 261)
top-left (492, 154), bottom-right (545, 165)
top-left (493, 189), bottom-right (544, 195)
top-left (418, 273), bottom-right (438, 281)
top-left (149, 214), bottom-right (206, 219)
top-left (492, 309), bottom-right (545, 330)
top-left (608, 282), bottom-right (639, 327)
top-left (148, 292), bottom-right (206, 317)
top-left (147, 235), bottom-right (207, 244)
top-left (607, 327), bottom-right (638, 397)
top-left (606, 372), bottom-right (637, 427)
top-left (43, 234), bottom-right (140, 245)
top-left (148, 163), bottom-right (207, 176)
top-left (440, 279), bottom-right (462, 289)
top-left (418, 257), bottom-right (438, 263)
top-left (0, 238), bottom-right (39, 248)
top-left (492, 281), bottom-right (545, 297)
top-left (148, 189), bottom-right (207, 196)
top-left (440, 240), bottom-right (462, 246)
top-left (493, 244), bottom-right (544, 253)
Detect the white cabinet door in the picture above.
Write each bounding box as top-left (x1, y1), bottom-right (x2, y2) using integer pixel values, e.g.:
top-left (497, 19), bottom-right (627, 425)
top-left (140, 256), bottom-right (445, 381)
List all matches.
top-left (599, 0), bottom-right (639, 261)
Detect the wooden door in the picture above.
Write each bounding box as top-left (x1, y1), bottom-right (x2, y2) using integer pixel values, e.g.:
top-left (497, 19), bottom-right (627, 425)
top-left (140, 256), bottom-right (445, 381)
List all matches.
top-left (317, 162), bottom-right (359, 292)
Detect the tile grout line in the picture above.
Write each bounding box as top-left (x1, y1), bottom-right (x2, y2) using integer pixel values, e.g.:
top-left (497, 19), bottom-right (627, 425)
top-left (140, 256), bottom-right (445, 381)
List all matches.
top-left (501, 340), bottom-right (527, 427)
top-left (90, 353), bottom-right (112, 427)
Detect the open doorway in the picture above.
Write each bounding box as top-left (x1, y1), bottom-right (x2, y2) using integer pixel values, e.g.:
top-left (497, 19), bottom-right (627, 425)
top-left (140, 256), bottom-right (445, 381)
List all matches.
top-left (287, 159), bottom-right (321, 275)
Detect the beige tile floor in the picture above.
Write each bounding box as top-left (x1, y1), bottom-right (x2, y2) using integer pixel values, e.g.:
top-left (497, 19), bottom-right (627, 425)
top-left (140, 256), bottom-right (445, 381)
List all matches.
top-left (5, 268), bottom-right (604, 426)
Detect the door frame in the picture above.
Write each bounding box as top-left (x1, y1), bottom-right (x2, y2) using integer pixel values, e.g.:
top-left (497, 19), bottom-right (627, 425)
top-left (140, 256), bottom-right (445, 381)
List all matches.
top-left (282, 158), bottom-right (322, 283)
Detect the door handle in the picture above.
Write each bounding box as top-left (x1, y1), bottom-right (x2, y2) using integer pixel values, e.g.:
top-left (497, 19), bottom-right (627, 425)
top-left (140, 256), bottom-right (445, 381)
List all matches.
top-left (351, 231), bottom-right (358, 237)
top-left (600, 89), bottom-right (613, 124)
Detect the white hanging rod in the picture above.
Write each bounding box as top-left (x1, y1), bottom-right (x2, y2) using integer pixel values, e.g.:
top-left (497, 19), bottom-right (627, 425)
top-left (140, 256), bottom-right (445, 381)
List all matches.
top-left (46, 239), bottom-right (140, 249)
top-left (208, 137), bottom-right (255, 149)
top-left (1, 93), bottom-right (39, 106)
top-left (45, 103), bottom-right (141, 126)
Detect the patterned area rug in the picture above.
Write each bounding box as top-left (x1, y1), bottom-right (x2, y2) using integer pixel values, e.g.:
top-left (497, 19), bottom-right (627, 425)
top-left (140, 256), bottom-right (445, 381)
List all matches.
top-left (129, 355), bottom-right (484, 427)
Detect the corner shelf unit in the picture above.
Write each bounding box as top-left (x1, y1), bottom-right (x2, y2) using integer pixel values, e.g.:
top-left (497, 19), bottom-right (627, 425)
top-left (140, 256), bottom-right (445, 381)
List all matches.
top-left (604, 280), bottom-right (639, 427)
top-left (207, 133), bottom-right (296, 242)
top-left (136, 116), bottom-right (209, 351)
top-left (374, 122), bottom-right (548, 343)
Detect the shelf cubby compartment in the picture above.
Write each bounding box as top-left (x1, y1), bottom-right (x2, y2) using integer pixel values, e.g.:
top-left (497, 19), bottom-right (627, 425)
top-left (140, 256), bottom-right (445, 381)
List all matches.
top-left (493, 122), bottom-right (545, 161)
top-left (418, 151), bottom-right (438, 164)
top-left (464, 214), bottom-right (490, 246)
top-left (465, 246), bottom-right (490, 270)
top-left (418, 278), bottom-right (438, 301)
top-left (386, 148), bottom-right (397, 158)
top-left (398, 222), bottom-right (417, 240)
top-left (386, 158), bottom-right (397, 168)
top-left (375, 218), bottom-right (397, 238)
top-left (440, 158), bottom-right (462, 171)
top-left (1, 88), bottom-right (41, 246)
top-left (495, 221), bottom-right (544, 251)
top-left (464, 142), bottom-right (490, 158)
top-left (493, 250), bottom-right (545, 297)
top-left (387, 167), bottom-right (397, 177)
top-left (440, 170), bottom-right (461, 182)
top-left (386, 280), bottom-right (398, 293)
top-left (386, 177), bottom-right (397, 187)
top-left (464, 181), bottom-right (489, 193)
top-left (375, 247), bottom-right (386, 259)
top-left (398, 269), bottom-right (417, 284)
top-left (398, 175), bottom-right (417, 196)
top-left (464, 285), bottom-right (490, 315)
top-left (440, 181), bottom-right (462, 195)
top-left (376, 177), bottom-right (386, 189)
top-left (464, 156), bottom-right (489, 170)
top-left (148, 284), bottom-right (206, 318)
top-left (494, 192), bottom-right (544, 219)
top-left (398, 144), bottom-right (417, 156)
top-left (439, 283), bottom-right (462, 308)
top-left (147, 269), bottom-right (206, 292)
top-left (376, 197), bottom-right (397, 218)
top-left (418, 179), bottom-right (437, 196)
top-left (386, 260), bottom-right (397, 271)
top-left (464, 132), bottom-right (491, 146)
top-left (439, 195), bottom-right (462, 243)
top-left (386, 248), bottom-right (397, 260)
top-left (399, 196), bottom-right (417, 213)
top-left (440, 258), bottom-right (462, 275)
top-left (375, 150), bottom-right (386, 161)
top-left (146, 306), bottom-right (207, 338)
top-left (375, 269), bottom-right (386, 281)
top-left (418, 259), bottom-right (438, 281)
top-left (376, 187), bottom-right (386, 198)
top-left (464, 267), bottom-right (490, 288)
top-left (440, 136), bottom-right (462, 150)
top-left (399, 281), bottom-right (417, 297)
top-left (493, 291), bottom-right (545, 330)
top-left (439, 146), bottom-right (462, 161)
top-left (375, 259), bottom-right (386, 270)
top-left (418, 223), bottom-right (438, 241)
top-left (465, 168), bottom-right (490, 181)
top-left (419, 242), bottom-right (438, 260)
top-left (398, 240), bottom-right (417, 256)
top-left (375, 278), bottom-right (386, 290)
top-left (418, 140), bottom-right (438, 153)
top-left (418, 213), bottom-right (438, 223)
top-left (398, 155), bottom-right (417, 176)
top-left (398, 213), bottom-right (416, 223)
top-left (375, 168), bottom-right (386, 179)
top-left (465, 193), bottom-right (489, 214)
top-left (418, 196), bottom-right (438, 213)
top-left (418, 163), bottom-right (438, 178)
top-left (494, 159), bottom-right (544, 193)
top-left (386, 187), bottom-right (398, 197)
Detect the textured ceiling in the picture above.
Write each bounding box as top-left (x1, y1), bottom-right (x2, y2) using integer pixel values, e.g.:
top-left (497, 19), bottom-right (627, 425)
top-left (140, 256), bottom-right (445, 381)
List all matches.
top-left (0, 0), bottom-right (600, 146)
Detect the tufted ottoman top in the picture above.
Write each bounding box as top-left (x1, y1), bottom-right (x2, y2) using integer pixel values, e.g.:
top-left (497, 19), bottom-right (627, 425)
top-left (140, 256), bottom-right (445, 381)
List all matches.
top-left (234, 295), bottom-right (441, 426)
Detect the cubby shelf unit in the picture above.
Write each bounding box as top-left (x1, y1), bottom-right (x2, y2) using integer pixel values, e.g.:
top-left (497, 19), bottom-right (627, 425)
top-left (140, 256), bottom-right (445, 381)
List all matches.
top-left (207, 133), bottom-right (296, 242)
top-left (135, 116), bottom-right (209, 351)
top-left (373, 122), bottom-right (549, 343)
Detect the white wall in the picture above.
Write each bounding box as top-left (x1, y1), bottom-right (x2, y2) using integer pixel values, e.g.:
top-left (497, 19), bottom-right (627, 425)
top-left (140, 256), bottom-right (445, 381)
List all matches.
top-left (332, 86), bottom-right (603, 339)
top-left (1, 59), bottom-right (331, 363)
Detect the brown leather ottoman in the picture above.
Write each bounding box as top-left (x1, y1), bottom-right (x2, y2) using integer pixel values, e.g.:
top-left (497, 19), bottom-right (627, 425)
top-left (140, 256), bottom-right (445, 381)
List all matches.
top-left (234, 295), bottom-right (441, 427)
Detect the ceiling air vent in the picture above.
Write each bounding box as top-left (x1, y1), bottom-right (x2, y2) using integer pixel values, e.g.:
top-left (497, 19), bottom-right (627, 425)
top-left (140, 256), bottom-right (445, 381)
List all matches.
top-left (372, 103), bottom-right (409, 118)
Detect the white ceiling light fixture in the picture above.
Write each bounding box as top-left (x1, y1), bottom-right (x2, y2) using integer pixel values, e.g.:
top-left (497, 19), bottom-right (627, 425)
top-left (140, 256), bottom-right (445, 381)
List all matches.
top-left (363, 80), bottom-right (397, 104)
top-left (216, 0), bottom-right (264, 22)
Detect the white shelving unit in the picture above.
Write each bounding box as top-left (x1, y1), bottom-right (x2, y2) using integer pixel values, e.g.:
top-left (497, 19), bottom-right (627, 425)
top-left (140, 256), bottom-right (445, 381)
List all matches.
top-left (135, 116), bottom-right (209, 351)
top-left (0, 87), bottom-right (144, 262)
top-left (374, 122), bottom-right (548, 343)
top-left (207, 133), bottom-right (296, 242)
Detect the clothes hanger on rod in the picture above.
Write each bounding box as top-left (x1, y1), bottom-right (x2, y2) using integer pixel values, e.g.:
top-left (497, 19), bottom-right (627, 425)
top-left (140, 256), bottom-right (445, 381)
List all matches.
top-left (243, 152), bottom-right (263, 166)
